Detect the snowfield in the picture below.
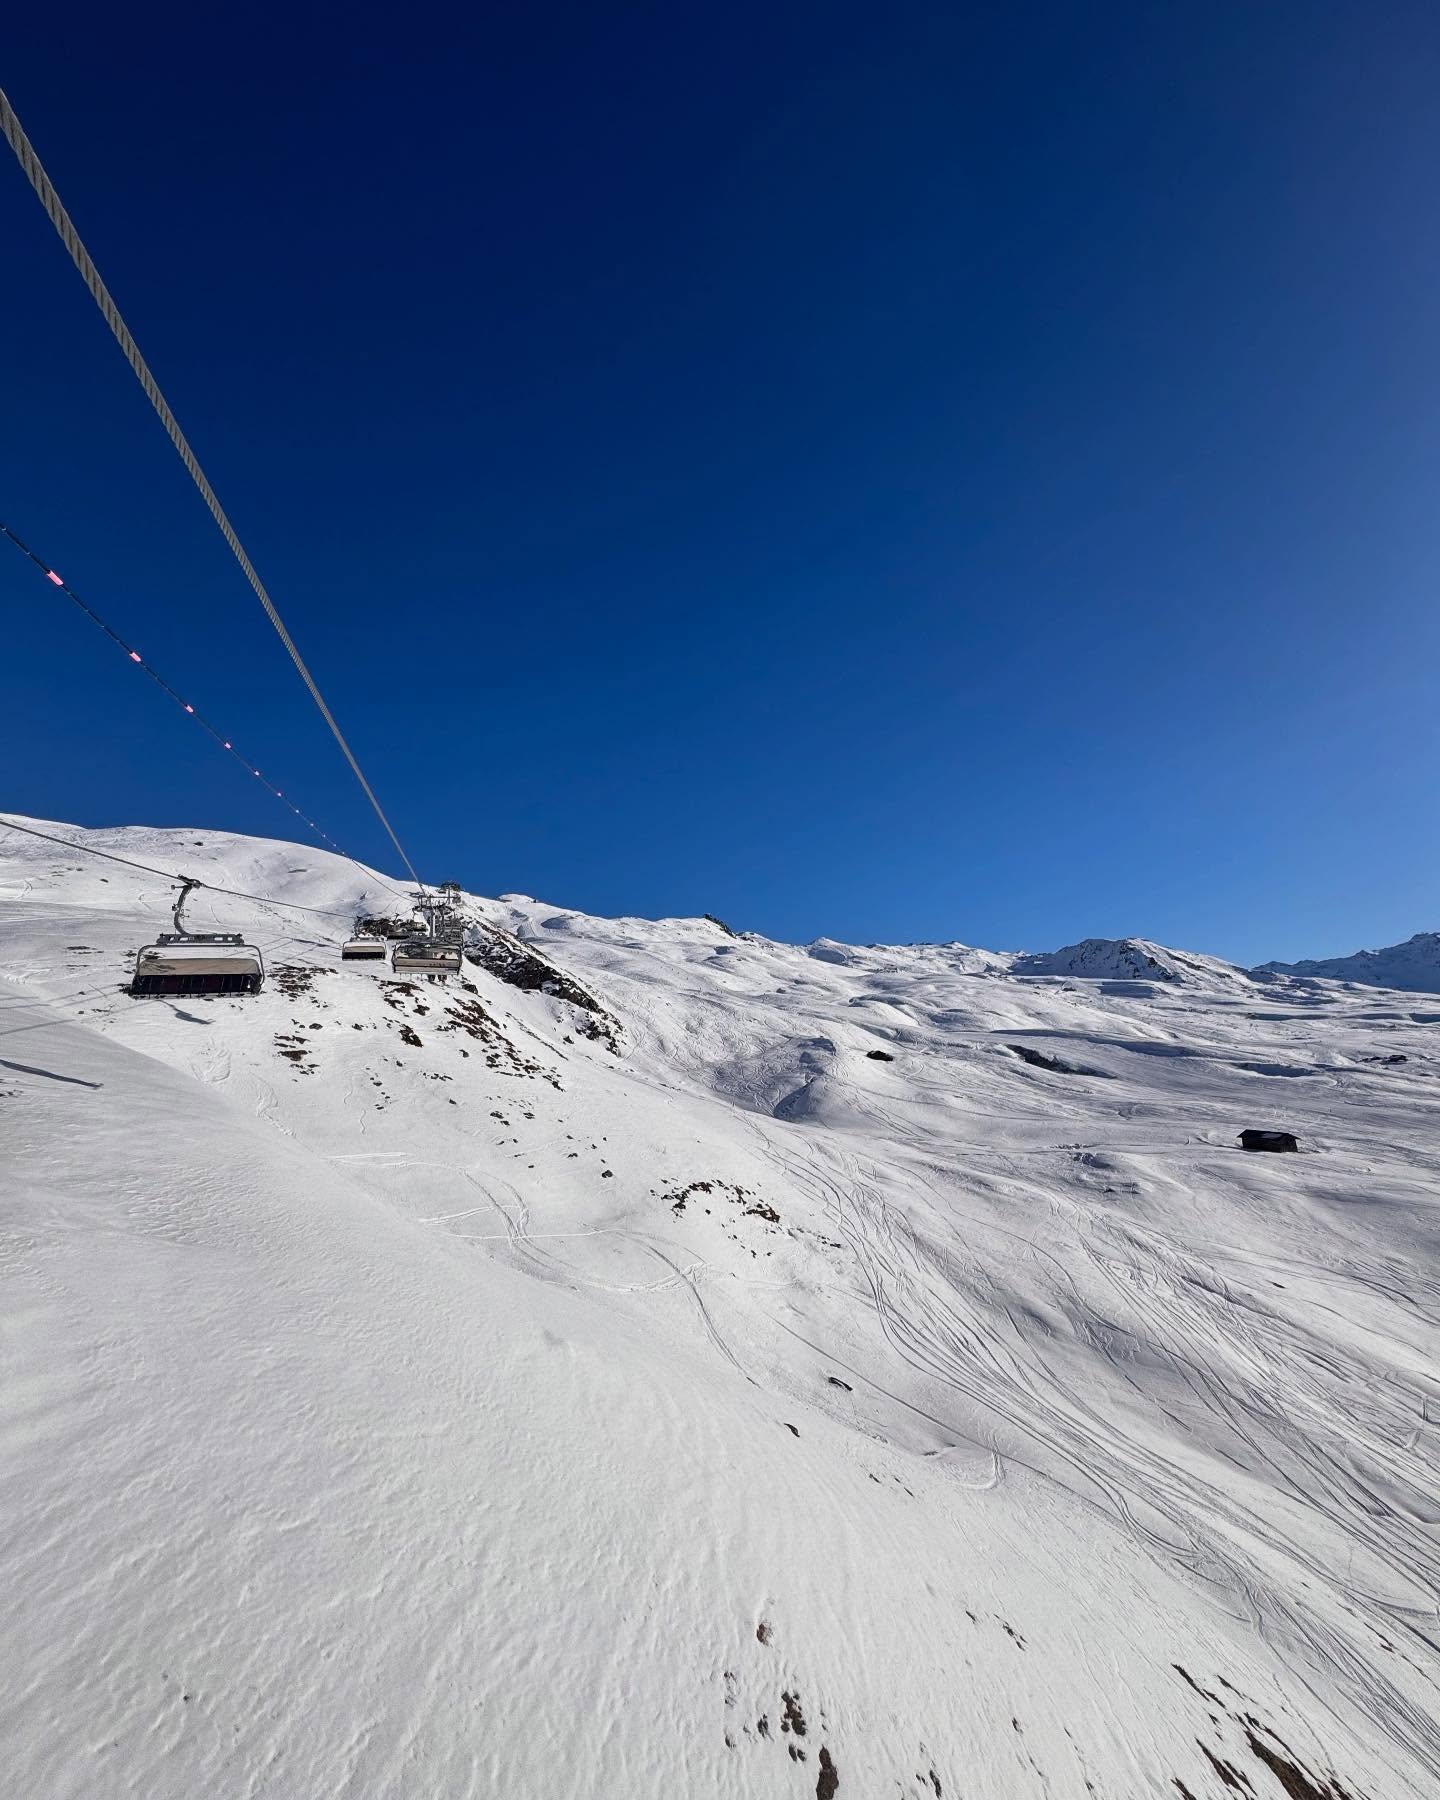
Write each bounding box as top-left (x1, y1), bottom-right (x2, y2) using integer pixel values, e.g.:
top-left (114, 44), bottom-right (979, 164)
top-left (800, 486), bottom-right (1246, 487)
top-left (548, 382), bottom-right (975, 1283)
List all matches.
top-left (1, 815), bottom-right (1436, 1800)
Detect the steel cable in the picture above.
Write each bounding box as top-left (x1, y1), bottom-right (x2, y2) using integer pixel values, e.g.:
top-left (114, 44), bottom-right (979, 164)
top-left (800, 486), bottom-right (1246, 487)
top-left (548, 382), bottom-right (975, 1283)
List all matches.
top-left (0, 814), bottom-right (391, 922)
top-left (0, 84), bottom-right (425, 891)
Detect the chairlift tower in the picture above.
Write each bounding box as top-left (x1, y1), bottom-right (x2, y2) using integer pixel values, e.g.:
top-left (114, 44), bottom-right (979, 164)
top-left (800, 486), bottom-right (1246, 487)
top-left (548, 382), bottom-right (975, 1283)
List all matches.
top-left (394, 890), bottom-right (463, 976)
top-left (411, 891), bottom-right (459, 942)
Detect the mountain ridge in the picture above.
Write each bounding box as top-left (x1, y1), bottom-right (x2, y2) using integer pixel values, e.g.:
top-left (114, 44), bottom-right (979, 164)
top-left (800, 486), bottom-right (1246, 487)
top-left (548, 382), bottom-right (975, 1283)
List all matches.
top-left (1257, 930), bottom-right (1440, 994)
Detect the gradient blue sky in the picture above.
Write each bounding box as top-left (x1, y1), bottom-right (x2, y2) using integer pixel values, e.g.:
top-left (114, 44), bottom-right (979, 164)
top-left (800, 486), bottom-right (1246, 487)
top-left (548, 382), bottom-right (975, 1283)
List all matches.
top-left (3, 2), bottom-right (1437, 962)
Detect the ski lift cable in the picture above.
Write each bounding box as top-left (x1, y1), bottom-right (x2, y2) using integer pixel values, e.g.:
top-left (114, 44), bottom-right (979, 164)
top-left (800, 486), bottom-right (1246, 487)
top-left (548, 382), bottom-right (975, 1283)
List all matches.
top-left (0, 521), bottom-right (409, 907)
top-left (0, 84), bottom-right (426, 894)
top-left (0, 814), bottom-right (386, 923)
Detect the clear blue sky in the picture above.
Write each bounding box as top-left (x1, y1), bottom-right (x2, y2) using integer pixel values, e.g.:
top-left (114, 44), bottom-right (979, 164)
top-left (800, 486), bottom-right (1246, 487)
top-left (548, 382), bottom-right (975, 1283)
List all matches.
top-left (3, 2), bottom-right (1437, 963)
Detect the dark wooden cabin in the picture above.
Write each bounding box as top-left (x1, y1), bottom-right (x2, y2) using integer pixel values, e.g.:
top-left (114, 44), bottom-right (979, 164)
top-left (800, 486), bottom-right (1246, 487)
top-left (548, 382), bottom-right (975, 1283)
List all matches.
top-left (1239, 1128), bottom-right (1299, 1153)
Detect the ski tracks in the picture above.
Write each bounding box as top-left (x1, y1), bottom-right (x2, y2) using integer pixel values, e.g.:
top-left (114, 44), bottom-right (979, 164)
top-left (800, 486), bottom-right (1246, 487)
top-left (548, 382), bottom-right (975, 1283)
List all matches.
top-left (754, 1124), bottom-right (1440, 1787)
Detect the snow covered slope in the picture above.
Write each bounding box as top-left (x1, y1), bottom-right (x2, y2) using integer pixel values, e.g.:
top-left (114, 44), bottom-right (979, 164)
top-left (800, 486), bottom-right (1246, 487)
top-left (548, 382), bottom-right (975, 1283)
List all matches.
top-left (1258, 931), bottom-right (1440, 994)
top-left (2, 815), bottom-right (1437, 1799)
top-left (1010, 935), bottom-right (1247, 989)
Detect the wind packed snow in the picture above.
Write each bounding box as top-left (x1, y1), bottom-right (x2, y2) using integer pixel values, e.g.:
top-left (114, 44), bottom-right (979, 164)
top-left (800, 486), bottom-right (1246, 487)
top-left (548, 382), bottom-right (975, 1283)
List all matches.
top-left (1, 815), bottom-right (1436, 1799)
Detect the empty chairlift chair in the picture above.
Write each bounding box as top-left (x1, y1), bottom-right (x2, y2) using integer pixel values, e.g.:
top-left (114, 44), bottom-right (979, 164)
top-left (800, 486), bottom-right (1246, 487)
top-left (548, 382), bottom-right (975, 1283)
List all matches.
top-left (341, 935), bottom-right (388, 961)
top-left (129, 876), bottom-right (265, 997)
top-left (131, 934), bottom-right (265, 996)
top-left (391, 935), bottom-right (463, 976)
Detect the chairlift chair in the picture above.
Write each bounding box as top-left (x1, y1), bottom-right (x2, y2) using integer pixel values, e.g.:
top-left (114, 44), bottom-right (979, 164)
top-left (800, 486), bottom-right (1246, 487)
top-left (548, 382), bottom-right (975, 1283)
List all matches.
top-left (391, 936), bottom-right (463, 976)
top-left (341, 935), bottom-right (388, 961)
top-left (129, 876), bottom-right (265, 997)
top-left (131, 935), bottom-right (266, 996)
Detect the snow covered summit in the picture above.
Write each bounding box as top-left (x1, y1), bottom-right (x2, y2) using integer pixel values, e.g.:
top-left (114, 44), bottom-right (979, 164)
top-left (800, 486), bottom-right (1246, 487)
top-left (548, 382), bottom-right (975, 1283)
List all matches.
top-left (1009, 934), bottom-right (1246, 986)
top-left (1, 815), bottom-right (1436, 1799)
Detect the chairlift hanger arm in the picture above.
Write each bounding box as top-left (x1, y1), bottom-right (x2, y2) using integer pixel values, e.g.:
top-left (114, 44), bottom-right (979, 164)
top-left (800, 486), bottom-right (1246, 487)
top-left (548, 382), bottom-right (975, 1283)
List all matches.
top-left (173, 876), bottom-right (202, 937)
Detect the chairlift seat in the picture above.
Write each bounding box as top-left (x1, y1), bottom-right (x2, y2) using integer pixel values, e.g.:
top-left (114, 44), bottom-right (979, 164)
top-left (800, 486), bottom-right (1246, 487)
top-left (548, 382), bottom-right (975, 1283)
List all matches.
top-left (391, 938), bottom-right (462, 974)
top-left (131, 936), bottom-right (265, 996)
top-left (342, 936), bottom-right (388, 961)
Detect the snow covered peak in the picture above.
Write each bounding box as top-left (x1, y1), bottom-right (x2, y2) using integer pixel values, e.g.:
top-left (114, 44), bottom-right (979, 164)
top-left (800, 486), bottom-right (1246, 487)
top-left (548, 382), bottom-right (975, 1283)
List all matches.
top-left (1257, 930), bottom-right (1440, 994)
top-left (1008, 934), bottom-right (1247, 987)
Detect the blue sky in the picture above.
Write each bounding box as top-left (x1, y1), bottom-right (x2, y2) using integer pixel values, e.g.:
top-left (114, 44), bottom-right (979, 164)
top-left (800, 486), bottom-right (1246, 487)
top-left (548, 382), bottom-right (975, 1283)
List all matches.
top-left (3, 2), bottom-right (1437, 963)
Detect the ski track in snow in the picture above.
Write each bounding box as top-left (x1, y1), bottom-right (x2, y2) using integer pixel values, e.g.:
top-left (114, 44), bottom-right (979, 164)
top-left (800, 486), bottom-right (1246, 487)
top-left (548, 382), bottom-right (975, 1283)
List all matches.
top-left (1, 814), bottom-right (1437, 1798)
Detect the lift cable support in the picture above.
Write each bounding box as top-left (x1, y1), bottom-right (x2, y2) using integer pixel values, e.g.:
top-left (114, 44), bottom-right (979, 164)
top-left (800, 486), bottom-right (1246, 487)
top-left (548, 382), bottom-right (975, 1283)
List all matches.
top-left (0, 522), bottom-right (412, 902)
top-left (411, 891), bottom-right (462, 940)
top-left (166, 876), bottom-right (206, 938)
top-left (0, 84), bottom-right (426, 893)
top-left (389, 889), bottom-right (465, 975)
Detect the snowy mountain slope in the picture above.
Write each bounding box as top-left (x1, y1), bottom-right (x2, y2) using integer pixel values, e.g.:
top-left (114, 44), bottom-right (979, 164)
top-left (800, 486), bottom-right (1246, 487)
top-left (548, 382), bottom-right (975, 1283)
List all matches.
top-left (1009, 935), bottom-right (1249, 989)
top-left (1258, 931), bottom-right (1440, 994)
top-left (1, 814), bottom-right (1437, 1799)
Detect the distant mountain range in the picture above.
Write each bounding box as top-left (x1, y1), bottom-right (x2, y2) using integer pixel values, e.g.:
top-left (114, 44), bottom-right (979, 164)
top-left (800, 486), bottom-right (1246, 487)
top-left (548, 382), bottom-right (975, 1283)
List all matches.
top-left (1007, 931), bottom-right (1440, 997)
top-left (1255, 931), bottom-right (1440, 994)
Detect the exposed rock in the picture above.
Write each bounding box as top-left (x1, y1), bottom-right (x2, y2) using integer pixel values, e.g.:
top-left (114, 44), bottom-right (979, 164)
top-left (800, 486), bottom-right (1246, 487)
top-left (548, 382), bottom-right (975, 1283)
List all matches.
top-left (464, 922), bottom-right (621, 1053)
top-left (1007, 1043), bottom-right (1111, 1078)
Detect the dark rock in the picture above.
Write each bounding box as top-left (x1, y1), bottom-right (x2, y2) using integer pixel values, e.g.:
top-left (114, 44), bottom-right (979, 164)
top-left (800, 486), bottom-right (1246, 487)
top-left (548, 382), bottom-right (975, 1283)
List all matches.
top-left (1007, 1043), bottom-right (1111, 1078)
top-left (355, 914), bottom-right (422, 940)
top-left (463, 922), bottom-right (621, 1053)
